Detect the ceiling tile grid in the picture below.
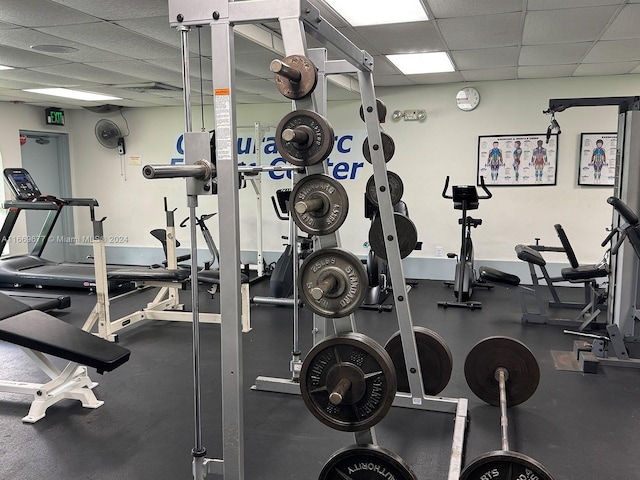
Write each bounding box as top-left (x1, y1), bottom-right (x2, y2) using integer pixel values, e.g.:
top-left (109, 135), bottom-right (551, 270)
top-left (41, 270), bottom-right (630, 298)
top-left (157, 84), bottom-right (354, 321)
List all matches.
top-left (0, 0), bottom-right (637, 108)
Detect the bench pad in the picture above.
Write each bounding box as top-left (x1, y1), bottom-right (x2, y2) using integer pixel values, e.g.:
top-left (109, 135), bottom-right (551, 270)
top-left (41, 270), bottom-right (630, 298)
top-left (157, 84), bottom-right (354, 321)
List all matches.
top-left (561, 264), bottom-right (609, 281)
top-left (479, 266), bottom-right (521, 286)
top-left (0, 311), bottom-right (130, 372)
top-left (515, 244), bottom-right (546, 267)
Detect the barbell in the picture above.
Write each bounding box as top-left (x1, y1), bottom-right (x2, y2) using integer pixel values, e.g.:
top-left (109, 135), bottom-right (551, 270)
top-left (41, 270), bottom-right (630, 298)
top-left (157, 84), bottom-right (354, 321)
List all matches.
top-left (461, 336), bottom-right (555, 480)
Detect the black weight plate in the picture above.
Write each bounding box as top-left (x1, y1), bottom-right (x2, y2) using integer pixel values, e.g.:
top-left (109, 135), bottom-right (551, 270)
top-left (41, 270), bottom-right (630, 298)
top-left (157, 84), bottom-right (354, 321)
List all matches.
top-left (319, 444), bottom-right (417, 480)
top-left (359, 98), bottom-right (388, 123)
top-left (273, 54), bottom-right (318, 100)
top-left (461, 450), bottom-right (555, 480)
top-left (368, 213), bottom-right (418, 261)
top-left (362, 132), bottom-right (395, 163)
top-left (276, 110), bottom-right (335, 166)
top-left (298, 248), bottom-right (367, 318)
top-left (300, 333), bottom-right (397, 432)
top-left (365, 171), bottom-right (404, 207)
top-left (290, 174), bottom-right (349, 235)
top-left (384, 327), bottom-right (453, 395)
top-left (464, 336), bottom-right (540, 407)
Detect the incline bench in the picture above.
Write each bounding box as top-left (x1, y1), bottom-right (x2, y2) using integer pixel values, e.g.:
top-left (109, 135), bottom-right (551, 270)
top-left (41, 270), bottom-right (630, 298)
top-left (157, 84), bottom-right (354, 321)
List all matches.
top-left (0, 293), bottom-right (130, 422)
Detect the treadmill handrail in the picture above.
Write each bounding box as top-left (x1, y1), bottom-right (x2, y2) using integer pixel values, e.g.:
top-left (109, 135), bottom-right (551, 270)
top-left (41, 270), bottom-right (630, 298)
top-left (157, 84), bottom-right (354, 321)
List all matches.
top-left (2, 198), bottom-right (99, 210)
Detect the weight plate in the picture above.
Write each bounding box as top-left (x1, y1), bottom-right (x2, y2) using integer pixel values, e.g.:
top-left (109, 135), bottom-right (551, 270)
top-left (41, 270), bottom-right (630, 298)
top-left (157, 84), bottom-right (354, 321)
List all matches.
top-left (461, 450), bottom-right (555, 480)
top-left (359, 98), bottom-right (388, 123)
top-left (362, 132), bottom-right (395, 163)
top-left (464, 336), bottom-right (540, 407)
top-left (384, 327), bottom-right (453, 395)
top-left (299, 248), bottom-right (367, 318)
top-left (365, 171), bottom-right (404, 207)
top-left (319, 444), bottom-right (417, 480)
top-left (276, 110), bottom-right (335, 167)
top-left (273, 54), bottom-right (318, 100)
top-left (368, 213), bottom-right (418, 261)
top-left (300, 333), bottom-right (397, 432)
top-left (290, 174), bottom-right (349, 236)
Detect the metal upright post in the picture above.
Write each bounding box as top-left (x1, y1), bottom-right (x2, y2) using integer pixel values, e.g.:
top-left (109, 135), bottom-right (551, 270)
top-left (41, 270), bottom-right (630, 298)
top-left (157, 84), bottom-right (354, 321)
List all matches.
top-left (210, 14), bottom-right (245, 480)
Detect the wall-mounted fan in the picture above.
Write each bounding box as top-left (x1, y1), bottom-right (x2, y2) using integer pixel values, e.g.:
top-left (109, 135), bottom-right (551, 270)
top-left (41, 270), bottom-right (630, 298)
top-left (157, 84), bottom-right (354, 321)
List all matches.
top-left (95, 119), bottom-right (125, 154)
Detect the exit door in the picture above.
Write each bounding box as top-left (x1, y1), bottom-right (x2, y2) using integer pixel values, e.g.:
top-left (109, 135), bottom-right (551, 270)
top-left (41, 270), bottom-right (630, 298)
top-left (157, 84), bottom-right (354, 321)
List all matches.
top-left (19, 131), bottom-right (73, 263)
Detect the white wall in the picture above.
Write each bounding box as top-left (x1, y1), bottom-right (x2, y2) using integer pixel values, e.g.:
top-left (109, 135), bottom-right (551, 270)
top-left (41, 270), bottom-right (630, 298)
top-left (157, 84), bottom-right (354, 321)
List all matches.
top-left (1, 74), bottom-right (635, 277)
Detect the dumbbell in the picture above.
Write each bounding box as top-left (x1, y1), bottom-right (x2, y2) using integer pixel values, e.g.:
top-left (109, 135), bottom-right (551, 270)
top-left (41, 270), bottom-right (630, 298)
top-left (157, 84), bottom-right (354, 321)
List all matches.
top-left (462, 336), bottom-right (555, 480)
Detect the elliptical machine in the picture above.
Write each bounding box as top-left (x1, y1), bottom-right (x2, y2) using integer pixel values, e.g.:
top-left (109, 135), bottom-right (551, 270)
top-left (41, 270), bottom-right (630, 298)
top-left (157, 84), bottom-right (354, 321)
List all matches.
top-left (438, 176), bottom-right (492, 309)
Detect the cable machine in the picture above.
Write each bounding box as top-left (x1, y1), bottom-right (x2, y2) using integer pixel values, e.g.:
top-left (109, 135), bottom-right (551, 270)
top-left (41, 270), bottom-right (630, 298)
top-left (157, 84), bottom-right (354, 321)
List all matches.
top-left (545, 96), bottom-right (640, 366)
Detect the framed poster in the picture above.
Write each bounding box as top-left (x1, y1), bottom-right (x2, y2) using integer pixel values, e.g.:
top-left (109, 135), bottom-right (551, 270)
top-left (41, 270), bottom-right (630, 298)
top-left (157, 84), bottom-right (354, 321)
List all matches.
top-left (578, 133), bottom-right (617, 186)
top-left (477, 134), bottom-right (558, 186)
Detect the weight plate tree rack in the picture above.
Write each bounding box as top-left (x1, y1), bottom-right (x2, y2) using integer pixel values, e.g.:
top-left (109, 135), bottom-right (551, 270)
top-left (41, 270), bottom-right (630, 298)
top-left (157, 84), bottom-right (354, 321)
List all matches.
top-left (151, 1), bottom-right (468, 479)
top-left (247, 6), bottom-right (468, 480)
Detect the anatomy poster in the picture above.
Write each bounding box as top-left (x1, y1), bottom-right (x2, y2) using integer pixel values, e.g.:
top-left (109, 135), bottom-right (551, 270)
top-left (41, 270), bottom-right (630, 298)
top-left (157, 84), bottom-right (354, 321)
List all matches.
top-left (578, 133), bottom-right (616, 186)
top-left (477, 134), bottom-right (558, 186)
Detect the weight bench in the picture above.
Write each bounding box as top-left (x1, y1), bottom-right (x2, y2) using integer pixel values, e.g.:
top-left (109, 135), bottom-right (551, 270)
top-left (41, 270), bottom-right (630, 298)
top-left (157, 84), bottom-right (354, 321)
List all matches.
top-left (83, 266), bottom-right (251, 341)
top-left (480, 244), bottom-right (603, 329)
top-left (0, 293), bottom-right (130, 422)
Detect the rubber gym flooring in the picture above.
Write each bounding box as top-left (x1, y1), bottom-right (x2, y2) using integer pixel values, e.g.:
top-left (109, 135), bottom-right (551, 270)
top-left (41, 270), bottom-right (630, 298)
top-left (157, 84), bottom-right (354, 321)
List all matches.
top-left (1, 279), bottom-right (639, 479)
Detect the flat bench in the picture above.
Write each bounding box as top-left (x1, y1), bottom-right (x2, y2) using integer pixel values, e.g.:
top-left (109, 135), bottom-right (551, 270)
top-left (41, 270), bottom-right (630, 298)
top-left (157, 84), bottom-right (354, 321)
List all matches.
top-left (0, 294), bottom-right (130, 422)
top-left (84, 267), bottom-right (252, 341)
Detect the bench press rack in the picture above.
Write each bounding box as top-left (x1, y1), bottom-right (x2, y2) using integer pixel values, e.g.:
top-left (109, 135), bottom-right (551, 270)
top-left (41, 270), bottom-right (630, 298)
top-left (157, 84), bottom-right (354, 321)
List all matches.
top-left (143, 1), bottom-right (468, 479)
top-left (81, 202), bottom-right (251, 342)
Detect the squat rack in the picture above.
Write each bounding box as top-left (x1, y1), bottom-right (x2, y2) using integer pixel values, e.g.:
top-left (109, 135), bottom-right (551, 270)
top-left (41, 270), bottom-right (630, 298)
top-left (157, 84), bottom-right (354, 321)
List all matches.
top-left (146, 1), bottom-right (467, 478)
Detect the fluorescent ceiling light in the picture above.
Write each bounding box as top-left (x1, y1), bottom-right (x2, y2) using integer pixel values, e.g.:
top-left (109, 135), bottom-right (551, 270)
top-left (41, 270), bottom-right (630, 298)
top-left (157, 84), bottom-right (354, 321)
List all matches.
top-left (386, 52), bottom-right (455, 74)
top-left (0, 65), bottom-right (14, 70)
top-left (22, 88), bottom-right (122, 101)
top-left (325, 0), bottom-right (428, 26)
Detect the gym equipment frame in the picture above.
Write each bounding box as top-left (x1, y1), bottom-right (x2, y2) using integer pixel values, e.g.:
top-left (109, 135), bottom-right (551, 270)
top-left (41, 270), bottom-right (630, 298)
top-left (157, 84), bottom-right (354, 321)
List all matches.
top-left (545, 96), bottom-right (640, 369)
top-left (140, 1), bottom-right (470, 479)
top-left (81, 202), bottom-right (251, 342)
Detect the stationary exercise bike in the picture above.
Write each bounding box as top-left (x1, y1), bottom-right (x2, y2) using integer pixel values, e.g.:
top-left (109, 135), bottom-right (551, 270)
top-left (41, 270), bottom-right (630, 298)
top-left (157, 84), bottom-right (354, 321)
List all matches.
top-left (438, 176), bottom-right (492, 309)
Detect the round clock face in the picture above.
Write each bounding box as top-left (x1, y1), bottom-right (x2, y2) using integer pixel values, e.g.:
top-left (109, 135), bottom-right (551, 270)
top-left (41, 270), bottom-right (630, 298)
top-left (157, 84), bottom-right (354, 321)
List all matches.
top-left (456, 87), bottom-right (480, 111)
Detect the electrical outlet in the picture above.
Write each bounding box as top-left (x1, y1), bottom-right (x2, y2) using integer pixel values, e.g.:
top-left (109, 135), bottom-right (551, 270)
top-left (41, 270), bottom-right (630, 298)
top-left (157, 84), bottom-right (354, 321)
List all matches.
top-left (435, 246), bottom-right (443, 257)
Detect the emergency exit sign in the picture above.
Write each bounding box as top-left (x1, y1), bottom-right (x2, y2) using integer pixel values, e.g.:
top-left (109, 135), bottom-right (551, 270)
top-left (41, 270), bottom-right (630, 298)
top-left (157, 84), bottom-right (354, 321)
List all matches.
top-left (45, 108), bottom-right (65, 126)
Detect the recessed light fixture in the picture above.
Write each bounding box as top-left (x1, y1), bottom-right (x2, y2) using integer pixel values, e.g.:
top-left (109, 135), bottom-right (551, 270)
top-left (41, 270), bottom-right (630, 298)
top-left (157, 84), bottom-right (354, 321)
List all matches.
top-left (23, 88), bottom-right (122, 102)
top-left (0, 64), bottom-right (14, 71)
top-left (30, 44), bottom-right (79, 54)
top-left (386, 52), bottom-right (455, 75)
top-left (324, 0), bottom-right (428, 26)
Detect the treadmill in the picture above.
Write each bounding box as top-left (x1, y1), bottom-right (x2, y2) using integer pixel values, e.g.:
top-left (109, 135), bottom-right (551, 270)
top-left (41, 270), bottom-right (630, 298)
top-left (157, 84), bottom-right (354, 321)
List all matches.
top-left (0, 168), bottom-right (126, 290)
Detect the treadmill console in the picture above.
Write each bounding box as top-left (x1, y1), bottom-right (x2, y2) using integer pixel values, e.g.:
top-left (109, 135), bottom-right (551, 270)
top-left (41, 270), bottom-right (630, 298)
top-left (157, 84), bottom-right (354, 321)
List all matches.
top-left (3, 168), bottom-right (42, 201)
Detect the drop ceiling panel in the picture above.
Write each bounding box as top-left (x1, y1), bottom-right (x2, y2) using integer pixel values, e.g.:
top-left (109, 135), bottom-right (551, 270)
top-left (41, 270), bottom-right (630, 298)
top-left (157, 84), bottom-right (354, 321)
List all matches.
top-left (519, 43), bottom-right (592, 65)
top-left (461, 67), bottom-right (517, 81)
top-left (427, 0), bottom-right (522, 18)
top-left (0, 0), bottom-right (98, 27)
top-left (51, 0), bottom-right (169, 21)
top-left (518, 65), bottom-right (578, 78)
top-left (601, 4), bottom-right (640, 40)
top-left (583, 39), bottom-right (640, 62)
top-left (85, 61), bottom-right (182, 83)
top-left (114, 16), bottom-right (213, 57)
top-left (527, 0), bottom-right (622, 9)
top-left (574, 61), bottom-right (638, 75)
top-left (0, 45), bottom-right (70, 68)
top-left (438, 13), bottom-right (522, 50)
top-left (451, 47), bottom-right (520, 70)
top-left (235, 78), bottom-right (279, 95)
top-left (31, 63), bottom-right (149, 85)
top-left (373, 75), bottom-right (415, 87)
top-left (355, 22), bottom-right (444, 54)
top-left (0, 68), bottom-right (97, 87)
top-left (522, 6), bottom-right (619, 44)
top-left (36, 22), bottom-right (180, 61)
top-left (235, 53), bottom-right (276, 79)
top-left (406, 71), bottom-right (465, 84)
